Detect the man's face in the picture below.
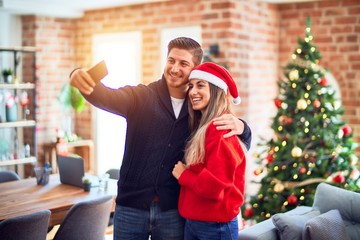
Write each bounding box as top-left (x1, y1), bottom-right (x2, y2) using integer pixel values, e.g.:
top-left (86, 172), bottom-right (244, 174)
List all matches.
top-left (164, 48), bottom-right (195, 92)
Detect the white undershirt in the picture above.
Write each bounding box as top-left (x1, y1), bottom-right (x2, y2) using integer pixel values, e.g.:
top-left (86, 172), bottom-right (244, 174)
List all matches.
top-left (171, 96), bottom-right (185, 119)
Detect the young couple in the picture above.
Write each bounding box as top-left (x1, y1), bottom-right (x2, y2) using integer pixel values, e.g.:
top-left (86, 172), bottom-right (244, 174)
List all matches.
top-left (70, 37), bottom-right (249, 240)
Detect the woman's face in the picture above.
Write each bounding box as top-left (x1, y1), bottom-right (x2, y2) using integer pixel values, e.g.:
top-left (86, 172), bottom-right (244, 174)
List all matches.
top-left (188, 79), bottom-right (210, 113)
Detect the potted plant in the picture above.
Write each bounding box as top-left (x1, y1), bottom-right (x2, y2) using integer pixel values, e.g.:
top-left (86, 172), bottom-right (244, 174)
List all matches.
top-left (58, 83), bottom-right (86, 141)
top-left (82, 176), bottom-right (91, 192)
top-left (2, 68), bottom-right (13, 83)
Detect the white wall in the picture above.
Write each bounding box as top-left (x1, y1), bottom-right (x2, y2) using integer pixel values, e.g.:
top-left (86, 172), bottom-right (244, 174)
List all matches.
top-left (0, 12), bottom-right (21, 45)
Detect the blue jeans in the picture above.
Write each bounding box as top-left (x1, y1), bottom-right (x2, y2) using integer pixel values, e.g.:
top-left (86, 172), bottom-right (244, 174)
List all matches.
top-left (184, 217), bottom-right (238, 240)
top-left (113, 203), bottom-right (185, 240)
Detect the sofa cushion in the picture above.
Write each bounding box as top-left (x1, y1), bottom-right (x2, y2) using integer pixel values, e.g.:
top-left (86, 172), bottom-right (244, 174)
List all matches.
top-left (238, 206), bottom-right (312, 240)
top-left (313, 183), bottom-right (360, 239)
top-left (303, 209), bottom-right (350, 240)
top-left (313, 183), bottom-right (360, 222)
top-left (272, 209), bottom-right (320, 240)
top-left (238, 217), bottom-right (278, 240)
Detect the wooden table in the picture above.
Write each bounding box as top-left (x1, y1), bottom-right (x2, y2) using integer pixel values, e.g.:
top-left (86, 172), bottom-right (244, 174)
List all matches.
top-left (0, 174), bottom-right (117, 227)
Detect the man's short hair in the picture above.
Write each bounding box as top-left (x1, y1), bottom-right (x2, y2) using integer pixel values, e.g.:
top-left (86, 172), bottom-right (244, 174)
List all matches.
top-left (167, 37), bottom-right (203, 66)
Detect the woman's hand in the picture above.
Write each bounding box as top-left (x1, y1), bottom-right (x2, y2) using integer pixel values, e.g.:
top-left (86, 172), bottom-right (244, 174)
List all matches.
top-left (172, 161), bottom-right (186, 180)
top-left (213, 114), bottom-right (244, 138)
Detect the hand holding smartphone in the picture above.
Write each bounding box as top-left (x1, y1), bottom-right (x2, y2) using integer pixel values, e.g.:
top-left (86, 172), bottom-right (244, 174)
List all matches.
top-left (87, 60), bottom-right (108, 85)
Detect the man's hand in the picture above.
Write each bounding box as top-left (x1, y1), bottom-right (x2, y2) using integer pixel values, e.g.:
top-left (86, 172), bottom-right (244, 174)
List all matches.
top-left (172, 161), bottom-right (186, 180)
top-left (70, 68), bottom-right (96, 95)
top-left (213, 114), bottom-right (245, 138)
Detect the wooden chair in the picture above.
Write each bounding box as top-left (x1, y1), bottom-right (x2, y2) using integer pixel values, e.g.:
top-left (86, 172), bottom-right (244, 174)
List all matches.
top-left (0, 210), bottom-right (51, 240)
top-left (53, 195), bottom-right (113, 240)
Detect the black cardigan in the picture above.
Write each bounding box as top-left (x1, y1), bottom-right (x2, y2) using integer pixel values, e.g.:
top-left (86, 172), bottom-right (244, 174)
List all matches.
top-left (84, 76), bottom-right (251, 211)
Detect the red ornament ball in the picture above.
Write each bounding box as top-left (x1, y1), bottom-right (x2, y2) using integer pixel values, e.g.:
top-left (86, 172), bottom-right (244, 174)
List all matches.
top-left (299, 167), bottom-right (307, 174)
top-left (274, 99), bottom-right (282, 108)
top-left (319, 77), bottom-right (328, 86)
top-left (243, 207), bottom-right (254, 218)
top-left (278, 115), bottom-right (287, 124)
top-left (313, 100), bottom-right (321, 108)
top-left (254, 169), bottom-right (262, 176)
top-left (287, 195), bottom-right (298, 205)
top-left (342, 125), bottom-right (352, 137)
top-left (266, 154), bottom-right (274, 163)
top-left (333, 174), bottom-right (345, 184)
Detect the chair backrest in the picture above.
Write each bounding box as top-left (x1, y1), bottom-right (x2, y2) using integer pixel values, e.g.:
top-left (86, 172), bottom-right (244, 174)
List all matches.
top-left (0, 210), bottom-right (51, 240)
top-left (53, 195), bottom-right (113, 240)
top-left (0, 170), bottom-right (20, 183)
top-left (106, 168), bottom-right (120, 180)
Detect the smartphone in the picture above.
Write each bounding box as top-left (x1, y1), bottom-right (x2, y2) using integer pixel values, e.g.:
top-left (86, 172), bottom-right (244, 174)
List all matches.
top-left (87, 60), bottom-right (108, 84)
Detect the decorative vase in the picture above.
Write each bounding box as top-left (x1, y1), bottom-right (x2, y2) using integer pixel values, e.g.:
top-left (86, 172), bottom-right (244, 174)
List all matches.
top-left (4, 75), bottom-right (12, 83)
top-left (6, 105), bottom-right (17, 122)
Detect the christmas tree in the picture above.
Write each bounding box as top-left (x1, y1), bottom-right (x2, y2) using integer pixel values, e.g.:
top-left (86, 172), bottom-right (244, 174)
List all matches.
top-left (242, 17), bottom-right (360, 223)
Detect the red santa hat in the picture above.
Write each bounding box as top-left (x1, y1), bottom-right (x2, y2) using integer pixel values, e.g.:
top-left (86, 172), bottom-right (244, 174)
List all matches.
top-left (189, 62), bottom-right (241, 105)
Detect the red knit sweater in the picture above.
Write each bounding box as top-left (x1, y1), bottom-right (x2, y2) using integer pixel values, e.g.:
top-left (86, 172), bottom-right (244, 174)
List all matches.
top-left (178, 121), bottom-right (246, 222)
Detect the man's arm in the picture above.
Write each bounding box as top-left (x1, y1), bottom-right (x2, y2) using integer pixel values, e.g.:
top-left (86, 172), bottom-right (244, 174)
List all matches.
top-left (239, 119), bottom-right (252, 151)
top-left (213, 114), bottom-right (252, 151)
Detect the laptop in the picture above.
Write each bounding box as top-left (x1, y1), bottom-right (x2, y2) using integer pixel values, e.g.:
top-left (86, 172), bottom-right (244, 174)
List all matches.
top-left (57, 154), bottom-right (85, 187)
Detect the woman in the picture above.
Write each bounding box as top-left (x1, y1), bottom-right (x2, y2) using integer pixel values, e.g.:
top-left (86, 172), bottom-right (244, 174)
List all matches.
top-left (172, 62), bottom-right (247, 240)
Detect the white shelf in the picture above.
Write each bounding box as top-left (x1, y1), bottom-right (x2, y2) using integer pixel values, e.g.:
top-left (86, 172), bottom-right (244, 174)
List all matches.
top-left (0, 83), bottom-right (35, 90)
top-left (0, 46), bottom-right (36, 52)
top-left (0, 157), bottom-right (37, 167)
top-left (0, 120), bottom-right (36, 129)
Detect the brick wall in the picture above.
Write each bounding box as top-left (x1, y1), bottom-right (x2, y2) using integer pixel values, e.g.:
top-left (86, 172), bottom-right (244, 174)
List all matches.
top-left (22, 16), bottom-right (77, 161)
top-left (21, 0), bottom-right (359, 176)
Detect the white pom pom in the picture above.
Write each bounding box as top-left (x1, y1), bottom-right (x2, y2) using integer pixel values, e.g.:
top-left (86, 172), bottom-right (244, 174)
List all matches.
top-left (233, 96), bottom-right (241, 105)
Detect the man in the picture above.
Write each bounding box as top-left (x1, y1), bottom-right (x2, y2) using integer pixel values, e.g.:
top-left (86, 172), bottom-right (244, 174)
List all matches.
top-left (70, 37), bottom-right (251, 239)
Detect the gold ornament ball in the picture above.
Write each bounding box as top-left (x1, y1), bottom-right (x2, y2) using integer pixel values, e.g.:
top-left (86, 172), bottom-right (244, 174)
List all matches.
top-left (291, 146), bottom-right (303, 158)
top-left (289, 70), bottom-right (299, 81)
top-left (297, 99), bottom-right (307, 110)
top-left (274, 183), bottom-right (285, 193)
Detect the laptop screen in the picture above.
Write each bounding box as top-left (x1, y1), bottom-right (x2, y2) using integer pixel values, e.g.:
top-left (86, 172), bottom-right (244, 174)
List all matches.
top-left (57, 154), bottom-right (85, 188)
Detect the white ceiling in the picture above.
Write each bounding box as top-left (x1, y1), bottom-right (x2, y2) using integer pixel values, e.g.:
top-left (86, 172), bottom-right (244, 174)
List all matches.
top-left (0, 0), bottom-right (170, 18)
top-left (0, 0), bottom-right (322, 18)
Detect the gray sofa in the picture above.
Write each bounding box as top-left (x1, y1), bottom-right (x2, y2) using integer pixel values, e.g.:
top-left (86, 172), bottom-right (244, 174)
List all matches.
top-left (238, 182), bottom-right (360, 240)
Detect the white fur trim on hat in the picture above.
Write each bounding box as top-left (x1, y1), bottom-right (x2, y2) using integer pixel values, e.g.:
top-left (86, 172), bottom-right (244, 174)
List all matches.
top-left (189, 70), bottom-right (228, 92)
